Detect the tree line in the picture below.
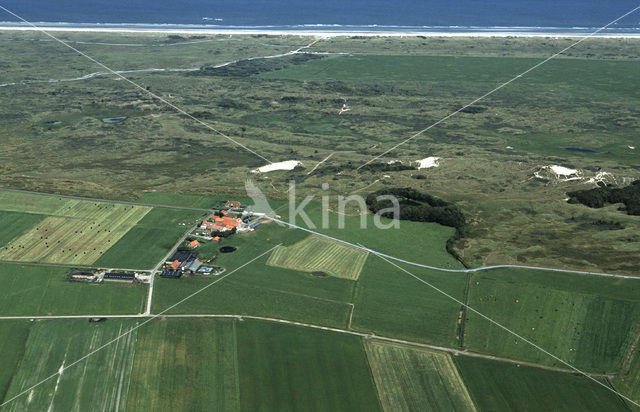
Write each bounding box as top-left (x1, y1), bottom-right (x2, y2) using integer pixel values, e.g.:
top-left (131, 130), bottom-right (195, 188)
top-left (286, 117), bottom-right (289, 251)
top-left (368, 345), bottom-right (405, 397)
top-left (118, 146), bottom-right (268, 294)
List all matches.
top-left (567, 180), bottom-right (640, 216)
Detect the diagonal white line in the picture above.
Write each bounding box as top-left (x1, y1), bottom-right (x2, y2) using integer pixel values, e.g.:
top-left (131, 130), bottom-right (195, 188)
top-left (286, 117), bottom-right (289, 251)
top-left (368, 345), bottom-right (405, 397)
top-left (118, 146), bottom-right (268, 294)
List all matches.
top-left (357, 4), bottom-right (640, 169)
top-left (368, 250), bottom-right (640, 408)
top-left (0, 4), bottom-right (273, 165)
top-left (0, 244), bottom-right (279, 408)
top-left (260, 215), bottom-right (638, 279)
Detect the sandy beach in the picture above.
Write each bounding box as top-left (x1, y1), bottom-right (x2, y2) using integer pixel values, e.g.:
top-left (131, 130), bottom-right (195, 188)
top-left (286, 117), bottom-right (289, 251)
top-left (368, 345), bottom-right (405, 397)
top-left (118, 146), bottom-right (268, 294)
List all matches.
top-left (1, 23), bottom-right (639, 38)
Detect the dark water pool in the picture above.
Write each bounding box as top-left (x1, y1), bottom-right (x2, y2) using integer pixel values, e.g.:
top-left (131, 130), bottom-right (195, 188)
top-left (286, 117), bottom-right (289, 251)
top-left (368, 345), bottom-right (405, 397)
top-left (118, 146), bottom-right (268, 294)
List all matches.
top-left (219, 246), bottom-right (237, 253)
top-left (564, 147), bottom-right (597, 153)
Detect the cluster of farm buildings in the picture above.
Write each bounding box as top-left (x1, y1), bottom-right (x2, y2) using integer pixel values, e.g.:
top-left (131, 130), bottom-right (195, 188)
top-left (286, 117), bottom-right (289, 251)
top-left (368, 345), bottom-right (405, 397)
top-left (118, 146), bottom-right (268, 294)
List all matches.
top-left (69, 269), bottom-right (149, 283)
top-left (67, 200), bottom-right (260, 283)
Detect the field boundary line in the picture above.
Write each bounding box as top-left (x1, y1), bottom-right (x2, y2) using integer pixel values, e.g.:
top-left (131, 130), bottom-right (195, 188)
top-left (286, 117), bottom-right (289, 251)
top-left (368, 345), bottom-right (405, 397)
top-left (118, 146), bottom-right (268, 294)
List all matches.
top-left (0, 311), bottom-right (620, 378)
top-left (357, 4), bottom-right (640, 169)
top-left (0, 245), bottom-right (279, 409)
top-left (0, 5), bottom-right (273, 164)
top-left (261, 215), bottom-right (639, 279)
top-left (1, 186), bottom-right (636, 278)
top-left (370, 251), bottom-right (640, 408)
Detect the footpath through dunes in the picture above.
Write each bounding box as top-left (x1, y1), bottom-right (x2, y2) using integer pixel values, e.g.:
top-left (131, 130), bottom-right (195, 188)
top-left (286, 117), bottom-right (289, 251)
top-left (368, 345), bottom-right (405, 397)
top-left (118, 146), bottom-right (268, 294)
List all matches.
top-left (266, 235), bottom-right (369, 280)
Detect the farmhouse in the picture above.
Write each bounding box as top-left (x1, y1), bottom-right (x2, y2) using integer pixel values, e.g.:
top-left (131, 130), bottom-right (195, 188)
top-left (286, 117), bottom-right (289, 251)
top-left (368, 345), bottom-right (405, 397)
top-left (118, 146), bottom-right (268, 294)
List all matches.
top-left (189, 239), bottom-right (200, 248)
top-left (225, 200), bottom-right (242, 209)
top-left (200, 216), bottom-right (241, 233)
top-left (69, 271), bottom-right (98, 282)
top-left (103, 272), bottom-right (135, 282)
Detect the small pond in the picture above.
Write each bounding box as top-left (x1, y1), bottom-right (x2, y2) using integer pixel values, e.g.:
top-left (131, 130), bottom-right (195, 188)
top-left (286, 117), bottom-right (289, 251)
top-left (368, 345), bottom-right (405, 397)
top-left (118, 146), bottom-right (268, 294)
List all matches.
top-left (219, 246), bottom-right (237, 253)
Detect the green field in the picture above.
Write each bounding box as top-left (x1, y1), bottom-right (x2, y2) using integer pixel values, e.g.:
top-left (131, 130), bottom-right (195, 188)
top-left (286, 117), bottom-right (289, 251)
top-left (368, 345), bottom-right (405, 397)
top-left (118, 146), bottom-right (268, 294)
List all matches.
top-left (0, 264), bottom-right (147, 315)
top-left (464, 268), bottom-right (640, 373)
top-left (0, 321), bottom-right (31, 403)
top-left (353, 261), bottom-right (466, 347)
top-left (454, 356), bottom-right (627, 411)
top-left (0, 196), bottom-right (150, 265)
top-left (613, 344), bottom-right (640, 409)
top-left (2, 319), bottom-right (139, 412)
top-left (267, 235), bottom-right (369, 279)
top-left (365, 341), bottom-right (476, 412)
top-left (237, 319), bottom-right (381, 411)
top-left (151, 220), bottom-right (356, 327)
top-left (127, 318), bottom-right (239, 411)
top-left (95, 207), bottom-right (207, 269)
top-left (0, 211), bottom-right (44, 247)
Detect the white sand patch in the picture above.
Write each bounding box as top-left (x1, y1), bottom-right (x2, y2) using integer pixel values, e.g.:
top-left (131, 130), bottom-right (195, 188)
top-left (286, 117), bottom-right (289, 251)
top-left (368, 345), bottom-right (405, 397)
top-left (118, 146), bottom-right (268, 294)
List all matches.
top-left (417, 157), bottom-right (440, 169)
top-left (534, 165), bottom-right (619, 186)
top-left (550, 165), bottom-right (578, 176)
top-left (252, 160), bottom-right (300, 173)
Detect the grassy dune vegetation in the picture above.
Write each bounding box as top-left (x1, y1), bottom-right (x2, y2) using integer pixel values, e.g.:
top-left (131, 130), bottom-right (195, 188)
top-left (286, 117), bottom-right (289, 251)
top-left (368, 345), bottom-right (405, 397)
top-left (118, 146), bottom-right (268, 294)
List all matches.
top-left (127, 319), bottom-right (239, 411)
top-left (237, 320), bottom-right (381, 411)
top-left (267, 235), bottom-right (369, 279)
top-left (365, 341), bottom-right (476, 412)
top-left (0, 264), bottom-right (147, 315)
top-left (1, 32), bottom-right (638, 272)
top-left (2, 319), bottom-right (139, 412)
top-left (454, 356), bottom-right (627, 411)
top-left (464, 268), bottom-right (640, 373)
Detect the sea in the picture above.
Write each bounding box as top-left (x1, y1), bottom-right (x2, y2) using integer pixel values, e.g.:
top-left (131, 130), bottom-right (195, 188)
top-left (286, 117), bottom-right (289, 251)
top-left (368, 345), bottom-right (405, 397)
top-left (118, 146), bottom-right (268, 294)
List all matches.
top-left (0, 0), bottom-right (639, 34)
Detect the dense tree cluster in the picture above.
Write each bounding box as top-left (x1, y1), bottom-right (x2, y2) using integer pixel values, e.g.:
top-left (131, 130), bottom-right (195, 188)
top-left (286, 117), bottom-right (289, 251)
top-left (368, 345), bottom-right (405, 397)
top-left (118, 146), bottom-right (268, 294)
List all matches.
top-left (567, 180), bottom-right (640, 215)
top-left (366, 188), bottom-right (466, 229)
top-left (191, 54), bottom-right (323, 77)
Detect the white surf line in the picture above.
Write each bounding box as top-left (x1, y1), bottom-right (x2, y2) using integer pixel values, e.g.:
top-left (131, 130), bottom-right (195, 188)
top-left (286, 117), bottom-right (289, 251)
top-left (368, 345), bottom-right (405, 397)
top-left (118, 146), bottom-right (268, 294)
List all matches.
top-left (371, 252), bottom-right (640, 408)
top-left (0, 245), bottom-right (279, 409)
top-left (307, 152), bottom-right (335, 175)
top-left (0, 5), bottom-right (272, 165)
top-left (260, 215), bottom-right (638, 279)
top-left (357, 4), bottom-right (640, 169)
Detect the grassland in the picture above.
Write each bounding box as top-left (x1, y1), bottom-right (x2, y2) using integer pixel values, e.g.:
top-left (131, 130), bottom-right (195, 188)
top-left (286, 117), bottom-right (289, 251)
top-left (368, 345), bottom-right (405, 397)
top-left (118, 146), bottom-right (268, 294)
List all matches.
top-left (0, 264), bottom-right (147, 315)
top-left (0, 201), bottom-right (150, 264)
top-left (127, 318), bottom-right (239, 411)
top-left (613, 338), bottom-right (640, 410)
top-left (365, 340), bottom-right (476, 412)
top-left (152, 220), bottom-right (354, 327)
top-left (2, 319), bottom-right (139, 412)
top-left (95, 207), bottom-right (207, 269)
top-left (0, 191), bottom-right (151, 265)
top-left (454, 356), bottom-right (627, 411)
top-left (0, 321), bottom-right (31, 403)
top-left (267, 235), bottom-right (369, 279)
top-left (0, 211), bottom-right (44, 247)
top-left (464, 268), bottom-right (640, 373)
top-left (237, 319), bottom-right (381, 411)
top-left (0, 32), bottom-right (638, 272)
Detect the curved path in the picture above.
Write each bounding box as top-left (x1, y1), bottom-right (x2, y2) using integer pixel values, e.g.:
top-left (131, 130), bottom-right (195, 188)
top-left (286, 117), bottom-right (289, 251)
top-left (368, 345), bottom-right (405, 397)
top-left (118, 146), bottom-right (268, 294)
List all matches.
top-left (1, 187), bottom-right (636, 279)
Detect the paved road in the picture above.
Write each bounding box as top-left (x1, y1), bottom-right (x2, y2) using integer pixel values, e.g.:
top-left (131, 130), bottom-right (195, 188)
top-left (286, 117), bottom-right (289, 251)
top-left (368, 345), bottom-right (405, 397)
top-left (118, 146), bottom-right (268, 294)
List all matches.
top-left (262, 216), bottom-right (639, 279)
top-left (2, 186), bottom-right (636, 279)
top-left (144, 212), bottom-right (215, 315)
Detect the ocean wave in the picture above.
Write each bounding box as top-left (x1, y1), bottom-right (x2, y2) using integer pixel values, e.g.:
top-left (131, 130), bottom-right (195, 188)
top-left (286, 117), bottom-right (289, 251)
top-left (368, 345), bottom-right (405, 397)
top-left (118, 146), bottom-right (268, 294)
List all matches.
top-left (0, 21), bottom-right (638, 33)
